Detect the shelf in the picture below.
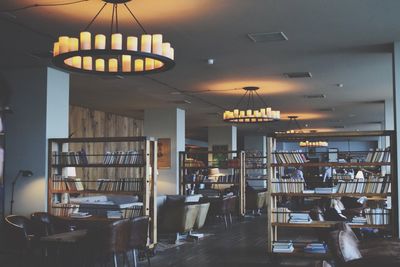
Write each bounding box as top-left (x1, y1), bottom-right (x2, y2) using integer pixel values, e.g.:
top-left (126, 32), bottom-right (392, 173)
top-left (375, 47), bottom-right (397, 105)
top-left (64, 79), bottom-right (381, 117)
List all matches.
top-left (182, 166), bottom-right (239, 169)
top-left (182, 182), bottom-right (239, 185)
top-left (271, 247), bottom-right (331, 259)
top-left (271, 221), bottom-right (389, 229)
top-left (51, 163), bottom-right (146, 168)
top-left (271, 162), bottom-right (391, 167)
top-left (271, 192), bottom-right (390, 198)
top-left (51, 190), bottom-right (143, 195)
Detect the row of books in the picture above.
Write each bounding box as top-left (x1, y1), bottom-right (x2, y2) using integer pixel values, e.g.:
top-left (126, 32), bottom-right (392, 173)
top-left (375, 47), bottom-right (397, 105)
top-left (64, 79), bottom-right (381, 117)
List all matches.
top-left (52, 177), bottom-right (84, 191)
top-left (51, 203), bottom-right (80, 217)
top-left (365, 148), bottom-right (390, 163)
top-left (103, 150), bottom-right (144, 165)
top-left (53, 150), bottom-right (88, 165)
top-left (272, 207), bottom-right (291, 223)
top-left (274, 151), bottom-right (307, 164)
top-left (336, 177), bottom-right (391, 194)
top-left (184, 158), bottom-right (206, 168)
top-left (364, 208), bottom-right (391, 225)
top-left (271, 178), bottom-right (305, 193)
top-left (96, 178), bottom-right (143, 192)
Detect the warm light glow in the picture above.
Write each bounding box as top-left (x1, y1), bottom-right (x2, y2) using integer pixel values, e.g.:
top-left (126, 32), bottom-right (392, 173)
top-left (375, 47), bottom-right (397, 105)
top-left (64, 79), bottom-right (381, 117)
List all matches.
top-left (111, 33), bottom-right (122, 50)
top-left (72, 56), bottom-right (81, 68)
top-left (109, 58), bottom-right (118, 72)
top-left (83, 56), bottom-right (92, 70)
top-left (59, 36), bottom-right (69, 54)
top-left (145, 58), bottom-right (155, 70)
top-left (80, 32), bottom-right (91, 50)
top-left (280, 113), bottom-right (328, 120)
top-left (122, 55), bottom-right (131, 72)
top-left (95, 59), bottom-right (105, 72)
top-left (201, 79), bottom-right (295, 95)
top-left (152, 34), bottom-right (163, 55)
top-left (127, 36), bottom-right (138, 51)
top-left (162, 43), bottom-right (171, 57)
top-left (53, 42), bottom-right (59, 56)
top-left (95, 34), bottom-right (106, 49)
top-left (69, 38), bottom-right (79, 52)
top-left (299, 141), bottom-right (329, 148)
top-left (135, 59), bottom-right (144, 71)
top-left (141, 35), bottom-right (151, 53)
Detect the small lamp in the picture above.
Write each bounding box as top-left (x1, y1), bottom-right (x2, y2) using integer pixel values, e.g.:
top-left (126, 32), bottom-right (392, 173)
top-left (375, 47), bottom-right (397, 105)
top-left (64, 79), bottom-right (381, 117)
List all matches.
top-left (10, 170), bottom-right (33, 214)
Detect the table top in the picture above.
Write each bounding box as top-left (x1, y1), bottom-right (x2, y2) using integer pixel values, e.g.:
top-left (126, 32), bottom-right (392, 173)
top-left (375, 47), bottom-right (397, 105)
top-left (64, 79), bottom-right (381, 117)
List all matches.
top-left (40, 229), bottom-right (87, 243)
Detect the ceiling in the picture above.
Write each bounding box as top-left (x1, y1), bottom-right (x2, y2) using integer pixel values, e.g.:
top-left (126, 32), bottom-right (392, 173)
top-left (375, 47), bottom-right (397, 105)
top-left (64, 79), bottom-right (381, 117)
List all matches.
top-left (0, 0), bottom-right (398, 140)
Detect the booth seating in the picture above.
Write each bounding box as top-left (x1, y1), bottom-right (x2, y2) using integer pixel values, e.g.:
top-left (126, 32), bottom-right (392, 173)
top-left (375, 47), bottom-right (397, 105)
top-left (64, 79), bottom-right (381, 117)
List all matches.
top-left (325, 222), bottom-right (400, 267)
top-left (206, 194), bottom-right (237, 229)
top-left (246, 189), bottom-right (267, 215)
top-left (157, 195), bottom-right (210, 243)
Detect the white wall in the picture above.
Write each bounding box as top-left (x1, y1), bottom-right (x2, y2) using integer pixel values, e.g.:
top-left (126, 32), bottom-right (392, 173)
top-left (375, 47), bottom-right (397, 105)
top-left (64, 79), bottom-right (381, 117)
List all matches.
top-left (144, 108), bottom-right (185, 195)
top-left (244, 135), bottom-right (266, 176)
top-left (4, 67), bottom-right (69, 216)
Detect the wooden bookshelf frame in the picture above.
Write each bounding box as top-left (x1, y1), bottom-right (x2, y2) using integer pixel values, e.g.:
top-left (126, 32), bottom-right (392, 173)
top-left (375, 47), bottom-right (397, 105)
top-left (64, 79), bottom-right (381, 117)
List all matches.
top-left (47, 136), bottom-right (158, 247)
top-left (179, 150), bottom-right (246, 216)
top-left (266, 130), bottom-right (398, 256)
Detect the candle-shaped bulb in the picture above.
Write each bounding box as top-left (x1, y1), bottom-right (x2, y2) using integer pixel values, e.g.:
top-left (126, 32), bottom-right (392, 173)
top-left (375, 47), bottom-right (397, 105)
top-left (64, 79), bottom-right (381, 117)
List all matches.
top-left (111, 33), bottom-right (122, 50)
top-left (127, 36), bottom-right (138, 51)
top-left (152, 34), bottom-right (163, 55)
top-left (80, 32), bottom-right (91, 50)
top-left (95, 59), bottom-right (105, 72)
top-left (134, 59), bottom-right (144, 72)
top-left (59, 36), bottom-right (69, 54)
top-left (109, 58), bottom-right (118, 72)
top-left (141, 35), bottom-right (151, 53)
top-left (122, 55), bottom-right (131, 72)
top-left (83, 56), bottom-right (92, 70)
top-left (95, 34), bottom-right (106, 49)
top-left (53, 42), bottom-right (60, 56)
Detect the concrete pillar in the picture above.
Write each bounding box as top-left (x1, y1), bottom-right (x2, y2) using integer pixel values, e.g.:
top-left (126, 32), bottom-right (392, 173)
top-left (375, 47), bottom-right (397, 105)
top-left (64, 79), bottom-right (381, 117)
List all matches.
top-left (4, 68), bottom-right (69, 216)
top-left (392, 42), bottom-right (400, 236)
top-left (207, 126), bottom-right (237, 160)
top-left (144, 108), bottom-right (185, 195)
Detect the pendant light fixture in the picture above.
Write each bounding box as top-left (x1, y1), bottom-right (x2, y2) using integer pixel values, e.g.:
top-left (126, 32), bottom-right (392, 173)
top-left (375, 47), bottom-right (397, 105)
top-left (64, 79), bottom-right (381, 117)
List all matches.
top-left (52, 0), bottom-right (175, 76)
top-left (283, 116), bottom-right (328, 148)
top-left (223, 86), bottom-right (280, 123)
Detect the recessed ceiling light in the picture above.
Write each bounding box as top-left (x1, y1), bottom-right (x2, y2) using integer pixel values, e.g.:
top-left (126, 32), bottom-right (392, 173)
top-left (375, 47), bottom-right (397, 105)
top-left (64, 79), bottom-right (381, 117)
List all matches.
top-left (284, 72), bottom-right (312, 78)
top-left (207, 59), bottom-right (214, 65)
top-left (336, 83), bottom-right (344, 88)
top-left (247, 32), bottom-right (288, 43)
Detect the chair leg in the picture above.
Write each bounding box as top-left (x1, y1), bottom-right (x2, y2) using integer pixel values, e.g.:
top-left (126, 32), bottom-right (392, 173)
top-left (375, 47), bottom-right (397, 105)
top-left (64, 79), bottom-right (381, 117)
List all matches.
top-left (229, 213), bottom-right (233, 225)
top-left (133, 249), bottom-right (138, 267)
top-left (146, 249), bottom-right (151, 266)
top-left (113, 253), bottom-right (118, 267)
top-left (223, 215), bottom-right (228, 229)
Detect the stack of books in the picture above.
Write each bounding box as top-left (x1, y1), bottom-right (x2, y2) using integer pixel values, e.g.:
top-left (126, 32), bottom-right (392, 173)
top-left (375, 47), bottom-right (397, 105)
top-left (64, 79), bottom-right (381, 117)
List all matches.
top-left (303, 243), bottom-right (327, 254)
top-left (289, 213), bottom-right (312, 224)
top-left (272, 242), bottom-right (294, 253)
top-left (364, 208), bottom-right (390, 225)
top-left (350, 216), bottom-right (367, 225)
top-left (107, 210), bottom-right (123, 219)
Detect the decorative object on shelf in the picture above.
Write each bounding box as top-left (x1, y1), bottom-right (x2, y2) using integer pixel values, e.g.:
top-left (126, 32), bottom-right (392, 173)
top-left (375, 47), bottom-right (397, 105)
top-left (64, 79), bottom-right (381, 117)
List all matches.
top-left (158, 138), bottom-right (171, 169)
top-left (10, 170), bottom-right (33, 214)
top-left (52, 0), bottom-right (175, 76)
top-left (223, 86), bottom-right (280, 123)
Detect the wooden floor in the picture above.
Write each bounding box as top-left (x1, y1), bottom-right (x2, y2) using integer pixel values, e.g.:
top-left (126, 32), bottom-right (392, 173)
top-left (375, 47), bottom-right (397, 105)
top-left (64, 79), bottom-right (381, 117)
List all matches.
top-left (150, 215), bottom-right (272, 267)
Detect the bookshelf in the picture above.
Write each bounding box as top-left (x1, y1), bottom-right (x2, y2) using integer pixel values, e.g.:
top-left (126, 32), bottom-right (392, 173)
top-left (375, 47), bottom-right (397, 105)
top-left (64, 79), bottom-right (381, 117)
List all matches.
top-left (47, 136), bottom-right (158, 247)
top-left (0, 114), bottom-right (4, 219)
top-left (179, 150), bottom-right (246, 216)
top-left (266, 131), bottom-right (397, 257)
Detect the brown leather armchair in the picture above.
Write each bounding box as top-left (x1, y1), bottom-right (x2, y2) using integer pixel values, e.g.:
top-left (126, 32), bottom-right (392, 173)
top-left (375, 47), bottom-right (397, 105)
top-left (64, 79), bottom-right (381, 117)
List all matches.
top-left (246, 189), bottom-right (267, 215)
top-left (327, 222), bottom-right (400, 267)
top-left (127, 216), bottom-right (150, 267)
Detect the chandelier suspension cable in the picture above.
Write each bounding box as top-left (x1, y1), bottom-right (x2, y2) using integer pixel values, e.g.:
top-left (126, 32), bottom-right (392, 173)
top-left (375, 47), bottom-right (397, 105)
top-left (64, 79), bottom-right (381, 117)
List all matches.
top-left (124, 3), bottom-right (148, 34)
top-left (110, 3), bottom-right (115, 35)
top-left (83, 2), bottom-right (107, 31)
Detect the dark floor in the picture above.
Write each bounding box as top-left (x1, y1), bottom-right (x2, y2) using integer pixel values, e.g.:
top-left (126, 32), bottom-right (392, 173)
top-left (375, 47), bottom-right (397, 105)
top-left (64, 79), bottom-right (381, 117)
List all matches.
top-left (151, 216), bottom-right (272, 267)
top-left (0, 215), bottom-right (321, 267)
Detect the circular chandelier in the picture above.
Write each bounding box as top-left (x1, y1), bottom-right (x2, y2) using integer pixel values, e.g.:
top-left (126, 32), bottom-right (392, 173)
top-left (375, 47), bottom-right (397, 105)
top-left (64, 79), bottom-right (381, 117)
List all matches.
top-left (52, 0), bottom-right (175, 76)
top-left (283, 116), bottom-right (329, 147)
top-left (223, 86), bottom-right (280, 123)
top-left (299, 141), bottom-right (328, 148)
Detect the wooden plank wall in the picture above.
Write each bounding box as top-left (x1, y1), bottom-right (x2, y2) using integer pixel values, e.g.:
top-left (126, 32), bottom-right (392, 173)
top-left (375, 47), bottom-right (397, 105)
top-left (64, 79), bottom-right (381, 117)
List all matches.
top-left (69, 105), bottom-right (144, 184)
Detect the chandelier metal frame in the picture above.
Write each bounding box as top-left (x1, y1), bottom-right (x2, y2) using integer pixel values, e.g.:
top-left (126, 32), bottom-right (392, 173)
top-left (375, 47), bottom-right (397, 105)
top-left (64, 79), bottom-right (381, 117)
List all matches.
top-left (52, 0), bottom-right (175, 76)
top-left (223, 86), bottom-right (280, 124)
top-left (284, 116), bottom-right (328, 147)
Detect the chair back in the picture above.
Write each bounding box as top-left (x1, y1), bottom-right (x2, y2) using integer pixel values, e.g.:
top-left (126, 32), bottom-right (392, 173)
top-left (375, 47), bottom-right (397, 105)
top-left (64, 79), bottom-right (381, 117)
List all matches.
top-left (128, 216), bottom-right (149, 249)
top-left (31, 212), bottom-right (56, 236)
top-left (194, 202), bottom-right (210, 229)
top-left (4, 215), bottom-right (33, 250)
top-left (87, 219), bottom-right (130, 254)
